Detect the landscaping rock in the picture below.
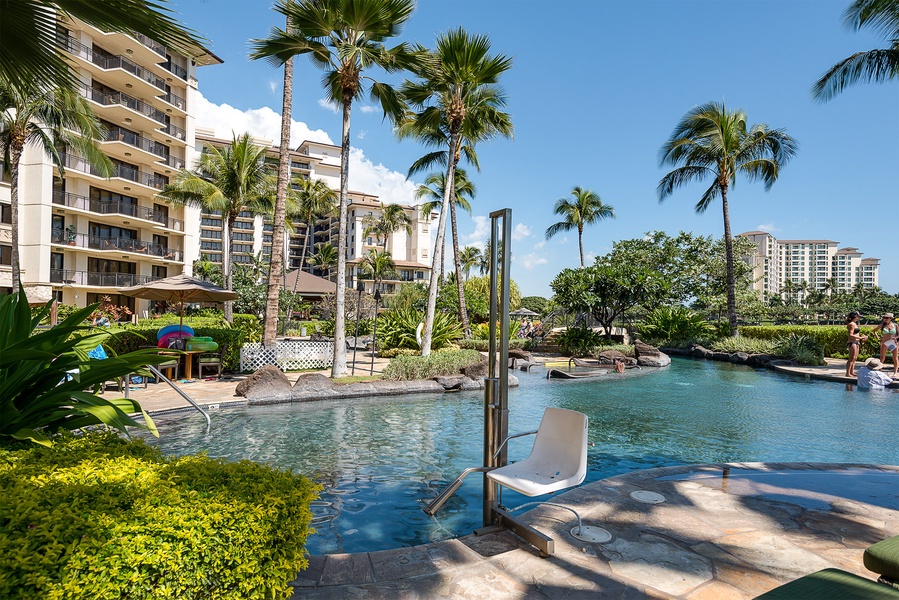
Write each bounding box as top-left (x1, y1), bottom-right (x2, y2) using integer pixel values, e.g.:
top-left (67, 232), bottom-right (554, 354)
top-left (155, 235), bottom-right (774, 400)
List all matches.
top-left (434, 375), bottom-right (468, 391)
top-left (460, 377), bottom-right (482, 390)
top-left (461, 357), bottom-right (489, 380)
top-left (711, 352), bottom-right (731, 362)
top-left (235, 365), bottom-right (292, 399)
top-left (508, 348), bottom-right (532, 361)
top-left (292, 373), bottom-right (334, 392)
top-left (637, 352), bottom-right (671, 368)
top-left (597, 349), bottom-right (628, 364)
top-left (747, 354), bottom-right (778, 368)
top-left (634, 340), bottom-right (662, 358)
top-left (403, 380), bottom-right (445, 394)
top-left (691, 345), bottom-right (713, 359)
top-left (731, 352), bottom-right (750, 364)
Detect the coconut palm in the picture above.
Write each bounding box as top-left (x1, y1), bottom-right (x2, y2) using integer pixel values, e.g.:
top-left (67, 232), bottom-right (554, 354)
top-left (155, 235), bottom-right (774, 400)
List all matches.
top-left (813, 0), bottom-right (899, 101)
top-left (782, 280), bottom-right (797, 305)
top-left (359, 249), bottom-right (396, 293)
top-left (460, 246), bottom-right (482, 281)
top-left (362, 203), bottom-right (413, 252)
top-left (307, 242), bottom-right (338, 278)
top-left (1, 0), bottom-right (204, 93)
top-left (0, 81), bottom-right (112, 290)
top-left (798, 279), bottom-right (811, 306)
top-left (544, 186), bottom-right (615, 267)
top-left (251, 0), bottom-right (417, 377)
top-left (658, 101), bottom-right (797, 336)
top-left (160, 132), bottom-right (273, 322)
top-left (398, 28), bottom-right (513, 355)
top-left (415, 169), bottom-right (475, 336)
top-left (287, 177), bottom-right (336, 276)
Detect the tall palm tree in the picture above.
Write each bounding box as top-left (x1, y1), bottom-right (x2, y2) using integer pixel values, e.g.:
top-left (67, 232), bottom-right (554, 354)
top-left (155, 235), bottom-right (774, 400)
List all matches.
top-left (415, 168), bottom-right (475, 336)
top-left (544, 186), bottom-right (615, 267)
top-left (251, 0), bottom-right (417, 377)
top-left (782, 280), bottom-right (797, 305)
top-left (658, 101), bottom-right (797, 336)
top-left (362, 203), bottom-right (413, 252)
top-left (307, 242), bottom-right (338, 278)
top-left (287, 178), bottom-right (337, 275)
top-left (813, 0), bottom-right (899, 101)
top-left (160, 132), bottom-right (273, 322)
top-left (1, 0), bottom-right (204, 93)
top-left (0, 81), bottom-right (112, 290)
top-left (398, 28), bottom-right (513, 355)
top-left (798, 279), bottom-right (811, 306)
top-left (359, 249), bottom-right (396, 293)
top-left (459, 245), bottom-right (482, 281)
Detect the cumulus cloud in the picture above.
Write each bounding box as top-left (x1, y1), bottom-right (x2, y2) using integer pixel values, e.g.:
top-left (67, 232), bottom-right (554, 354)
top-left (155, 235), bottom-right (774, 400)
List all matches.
top-left (533, 240), bottom-right (545, 250)
top-left (757, 223), bottom-right (779, 233)
top-left (268, 81), bottom-right (277, 96)
top-left (357, 130), bottom-right (368, 140)
top-left (463, 215), bottom-right (490, 247)
top-left (317, 98), bottom-right (340, 114)
top-left (584, 251), bottom-right (597, 263)
top-left (512, 223), bottom-right (532, 241)
top-left (359, 104), bottom-right (377, 114)
top-left (347, 147), bottom-right (418, 205)
top-left (520, 252), bottom-right (549, 271)
top-left (194, 92), bottom-right (332, 147)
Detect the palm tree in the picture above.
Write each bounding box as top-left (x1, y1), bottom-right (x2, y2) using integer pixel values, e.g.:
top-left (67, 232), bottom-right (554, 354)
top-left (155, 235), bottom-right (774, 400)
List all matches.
top-left (160, 132), bottom-right (273, 322)
top-left (658, 101), bottom-right (797, 336)
top-left (812, 0), bottom-right (899, 101)
top-left (782, 280), bottom-right (797, 305)
top-left (459, 246), bottom-right (482, 281)
top-left (1, 0), bottom-right (204, 93)
top-left (398, 28), bottom-right (513, 355)
top-left (0, 81), bottom-right (112, 290)
top-left (415, 169), bottom-right (475, 336)
top-left (362, 203), bottom-right (413, 252)
top-left (544, 186), bottom-right (615, 267)
top-left (307, 242), bottom-right (338, 278)
top-left (286, 178), bottom-right (336, 275)
top-left (359, 249), bottom-right (396, 293)
top-left (251, 0), bottom-right (417, 377)
top-left (798, 279), bottom-right (811, 306)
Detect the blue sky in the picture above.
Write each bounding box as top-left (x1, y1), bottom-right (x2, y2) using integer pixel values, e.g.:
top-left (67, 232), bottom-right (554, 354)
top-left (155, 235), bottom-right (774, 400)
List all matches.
top-left (173, 0), bottom-right (898, 296)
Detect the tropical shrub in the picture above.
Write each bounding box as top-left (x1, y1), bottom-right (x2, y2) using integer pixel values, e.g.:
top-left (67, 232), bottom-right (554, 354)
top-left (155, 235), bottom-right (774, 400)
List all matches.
top-left (0, 290), bottom-right (170, 445)
top-left (376, 308), bottom-right (461, 351)
top-left (557, 326), bottom-right (603, 357)
top-left (471, 319), bottom-right (522, 341)
top-left (520, 296), bottom-right (548, 316)
top-left (457, 338), bottom-right (530, 351)
top-left (711, 337), bottom-right (779, 355)
top-left (231, 313), bottom-right (262, 343)
top-left (638, 306), bottom-right (711, 346)
top-left (378, 347), bottom-right (419, 359)
top-left (588, 344), bottom-right (635, 358)
top-left (382, 349), bottom-right (481, 381)
top-left (436, 276), bottom-right (522, 323)
top-left (739, 325), bottom-right (879, 358)
top-left (0, 431), bottom-right (319, 600)
top-left (775, 333), bottom-right (825, 366)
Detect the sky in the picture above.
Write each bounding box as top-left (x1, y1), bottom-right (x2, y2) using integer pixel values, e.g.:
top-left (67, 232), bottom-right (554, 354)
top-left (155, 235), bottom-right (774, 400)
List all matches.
top-left (170, 0), bottom-right (898, 297)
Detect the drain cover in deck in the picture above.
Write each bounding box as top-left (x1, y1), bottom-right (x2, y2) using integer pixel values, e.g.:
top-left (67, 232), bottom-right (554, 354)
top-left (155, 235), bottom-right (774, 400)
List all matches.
top-left (629, 490), bottom-right (666, 504)
top-left (570, 525), bottom-right (612, 543)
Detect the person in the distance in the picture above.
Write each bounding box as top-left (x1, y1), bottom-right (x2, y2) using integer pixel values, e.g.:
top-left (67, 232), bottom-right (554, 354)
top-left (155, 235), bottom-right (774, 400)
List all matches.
top-left (873, 312), bottom-right (898, 378)
top-left (856, 358), bottom-right (895, 389)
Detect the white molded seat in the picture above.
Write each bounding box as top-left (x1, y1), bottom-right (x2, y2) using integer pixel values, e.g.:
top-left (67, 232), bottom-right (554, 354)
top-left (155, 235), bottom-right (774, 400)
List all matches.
top-left (487, 407), bottom-right (588, 497)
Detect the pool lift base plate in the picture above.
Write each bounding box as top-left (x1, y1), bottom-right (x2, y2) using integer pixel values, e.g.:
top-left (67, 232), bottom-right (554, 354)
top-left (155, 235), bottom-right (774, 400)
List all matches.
top-left (570, 525), bottom-right (612, 543)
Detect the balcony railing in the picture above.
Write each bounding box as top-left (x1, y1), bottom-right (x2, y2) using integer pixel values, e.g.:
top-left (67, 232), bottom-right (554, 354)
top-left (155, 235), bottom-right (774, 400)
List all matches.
top-left (160, 60), bottom-right (188, 80)
top-left (58, 153), bottom-right (168, 190)
top-left (159, 91), bottom-right (186, 111)
top-left (52, 191), bottom-right (184, 231)
top-left (105, 126), bottom-right (168, 157)
top-left (51, 269), bottom-right (161, 287)
top-left (51, 229), bottom-right (183, 261)
top-left (60, 37), bottom-right (166, 91)
top-left (158, 122), bottom-right (186, 141)
top-left (133, 33), bottom-right (167, 57)
top-left (80, 85), bottom-right (167, 125)
top-left (157, 154), bottom-right (185, 170)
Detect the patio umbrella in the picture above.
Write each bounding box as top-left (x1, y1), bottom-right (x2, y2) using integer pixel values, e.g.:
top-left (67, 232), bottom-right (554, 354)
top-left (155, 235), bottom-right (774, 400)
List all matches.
top-left (510, 308), bottom-right (539, 317)
top-left (118, 274), bottom-right (238, 332)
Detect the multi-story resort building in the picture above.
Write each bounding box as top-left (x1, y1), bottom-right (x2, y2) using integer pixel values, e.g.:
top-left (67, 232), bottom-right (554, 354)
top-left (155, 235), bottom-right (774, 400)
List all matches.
top-left (739, 231), bottom-right (881, 301)
top-left (194, 130), bottom-right (435, 297)
top-left (0, 16), bottom-right (221, 315)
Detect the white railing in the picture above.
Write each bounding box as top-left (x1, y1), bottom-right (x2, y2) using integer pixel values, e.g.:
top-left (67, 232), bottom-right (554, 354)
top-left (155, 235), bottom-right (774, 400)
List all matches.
top-left (240, 340), bottom-right (333, 372)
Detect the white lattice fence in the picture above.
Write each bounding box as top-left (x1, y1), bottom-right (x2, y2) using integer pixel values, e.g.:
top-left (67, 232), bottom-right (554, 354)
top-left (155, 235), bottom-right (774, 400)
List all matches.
top-left (240, 341), bottom-right (333, 372)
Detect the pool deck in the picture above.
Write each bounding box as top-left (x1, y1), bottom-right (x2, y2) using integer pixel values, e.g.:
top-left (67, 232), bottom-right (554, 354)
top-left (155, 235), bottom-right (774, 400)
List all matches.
top-left (773, 357), bottom-right (899, 387)
top-left (290, 463), bottom-right (898, 599)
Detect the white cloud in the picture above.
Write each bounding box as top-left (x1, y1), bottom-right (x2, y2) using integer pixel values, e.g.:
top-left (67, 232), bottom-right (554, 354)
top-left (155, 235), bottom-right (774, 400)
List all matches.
top-left (512, 223), bottom-right (532, 241)
top-left (463, 215), bottom-right (490, 247)
top-left (359, 104), bottom-right (377, 114)
top-left (347, 147), bottom-right (418, 205)
top-left (194, 92), bottom-right (332, 147)
top-left (520, 252), bottom-right (549, 271)
top-left (757, 223), bottom-right (779, 233)
top-left (317, 98), bottom-right (340, 114)
top-left (533, 240), bottom-right (545, 250)
top-left (357, 130), bottom-right (368, 140)
top-left (584, 251), bottom-right (597, 263)
top-left (268, 80), bottom-right (277, 96)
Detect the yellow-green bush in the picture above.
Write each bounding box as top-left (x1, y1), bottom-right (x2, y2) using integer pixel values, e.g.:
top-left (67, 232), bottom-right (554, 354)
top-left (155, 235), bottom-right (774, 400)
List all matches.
top-left (0, 432), bottom-right (320, 600)
top-left (739, 325), bottom-right (879, 358)
top-left (382, 349), bottom-right (481, 381)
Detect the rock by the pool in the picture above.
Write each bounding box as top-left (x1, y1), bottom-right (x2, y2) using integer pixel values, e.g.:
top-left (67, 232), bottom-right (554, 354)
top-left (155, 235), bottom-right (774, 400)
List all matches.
top-left (236, 365), bottom-right (292, 399)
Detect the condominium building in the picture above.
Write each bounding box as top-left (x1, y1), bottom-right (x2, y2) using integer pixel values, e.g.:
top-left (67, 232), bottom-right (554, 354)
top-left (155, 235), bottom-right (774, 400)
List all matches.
top-left (194, 130), bottom-right (434, 296)
top-left (0, 16), bottom-right (221, 316)
top-left (739, 231), bottom-right (881, 300)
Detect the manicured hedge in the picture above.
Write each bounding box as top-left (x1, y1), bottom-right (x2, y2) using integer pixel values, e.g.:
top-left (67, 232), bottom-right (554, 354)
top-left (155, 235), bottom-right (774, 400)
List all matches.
top-left (458, 338), bottom-right (529, 351)
top-left (739, 325), bottom-right (880, 358)
top-left (382, 349), bottom-right (482, 381)
top-left (0, 432), bottom-right (319, 600)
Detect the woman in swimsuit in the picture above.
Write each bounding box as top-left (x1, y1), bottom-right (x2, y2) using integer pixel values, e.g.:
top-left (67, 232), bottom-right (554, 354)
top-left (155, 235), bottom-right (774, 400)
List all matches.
top-left (845, 311), bottom-right (867, 377)
top-left (874, 312), bottom-right (898, 377)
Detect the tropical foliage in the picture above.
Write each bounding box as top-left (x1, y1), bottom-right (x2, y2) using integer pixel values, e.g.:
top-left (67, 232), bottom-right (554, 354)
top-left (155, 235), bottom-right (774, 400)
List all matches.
top-left (362, 203), bottom-right (413, 251)
top-left (382, 349), bottom-right (481, 381)
top-left (545, 186), bottom-right (615, 267)
top-left (658, 101), bottom-right (797, 336)
top-left (376, 308), bottom-right (461, 351)
top-left (306, 242), bottom-right (338, 277)
top-left (556, 326), bottom-right (604, 357)
top-left (638, 306), bottom-right (712, 346)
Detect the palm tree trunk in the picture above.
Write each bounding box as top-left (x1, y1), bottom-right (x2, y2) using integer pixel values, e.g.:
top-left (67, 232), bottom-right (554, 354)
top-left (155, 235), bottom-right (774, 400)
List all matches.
top-left (223, 214), bottom-right (234, 322)
top-left (299, 216), bottom-right (312, 273)
top-left (578, 225), bottom-right (585, 267)
top-left (720, 185), bottom-right (737, 336)
top-left (421, 131), bottom-right (459, 356)
top-left (263, 49), bottom-right (293, 345)
top-left (9, 141), bottom-right (23, 291)
top-left (448, 190), bottom-right (470, 338)
top-left (331, 98), bottom-right (351, 377)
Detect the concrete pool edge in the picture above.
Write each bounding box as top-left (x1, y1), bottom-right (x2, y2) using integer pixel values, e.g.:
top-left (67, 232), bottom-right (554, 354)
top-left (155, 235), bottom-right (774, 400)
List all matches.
top-left (290, 462), bottom-right (899, 599)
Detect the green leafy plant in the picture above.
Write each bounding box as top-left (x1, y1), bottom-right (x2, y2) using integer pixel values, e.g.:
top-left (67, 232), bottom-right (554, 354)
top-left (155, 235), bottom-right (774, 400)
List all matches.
top-left (775, 333), bottom-right (825, 366)
top-left (0, 289), bottom-right (170, 445)
top-left (0, 431), bottom-right (320, 599)
top-left (711, 337), bottom-right (779, 354)
top-left (638, 306), bottom-right (711, 346)
top-left (457, 339), bottom-right (530, 351)
top-left (378, 347), bottom-right (419, 359)
top-left (470, 319), bottom-right (522, 341)
top-left (382, 349), bottom-right (481, 381)
top-left (739, 325), bottom-right (879, 358)
top-left (231, 313), bottom-right (262, 343)
top-left (557, 326), bottom-right (603, 357)
top-left (377, 309), bottom-right (461, 351)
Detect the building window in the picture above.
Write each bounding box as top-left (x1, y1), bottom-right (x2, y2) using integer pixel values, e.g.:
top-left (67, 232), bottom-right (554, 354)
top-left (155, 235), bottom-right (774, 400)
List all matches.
top-left (0, 203), bottom-right (11, 224)
top-left (233, 244), bottom-right (253, 253)
top-left (0, 244), bottom-right (11, 265)
top-left (152, 266), bottom-right (167, 279)
top-left (200, 241), bottom-right (222, 251)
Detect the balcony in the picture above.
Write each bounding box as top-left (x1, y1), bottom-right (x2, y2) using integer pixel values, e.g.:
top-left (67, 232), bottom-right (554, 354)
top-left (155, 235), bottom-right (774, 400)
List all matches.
top-left (157, 122), bottom-right (186, 142)
top-left (134, 33), bottom-right (166, 57)
top-left (52, 191), bottom-right (184, 231)
top-left (158, 91), bottom-right (186, 112)
top-left (60, 37), bottom-right (167, 93)
top-left (160, 60), bottom-right (188, 80)
top-left (58, 152), bottom-right (168, 190)
top-left (51, 269), bottom-right (161, 287)
top-left (51, 229), bottom-right (183, 261)
top-left (104, 126), bottom-right (168, 158)
top-left (80, 85), bottom-right (166, 125)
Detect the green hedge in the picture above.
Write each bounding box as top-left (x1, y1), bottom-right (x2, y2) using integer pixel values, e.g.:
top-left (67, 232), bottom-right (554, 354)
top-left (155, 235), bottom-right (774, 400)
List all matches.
top-left (0, 432), bottom-right (319, 600)
top-left (382, 349), bottom-right (482, 381)
top-left (458, 339), bottom-right (529, 351)
top-left (97, 326), bottom-right (246, 371)
top-left (739, 325), bottom-right (879, 358)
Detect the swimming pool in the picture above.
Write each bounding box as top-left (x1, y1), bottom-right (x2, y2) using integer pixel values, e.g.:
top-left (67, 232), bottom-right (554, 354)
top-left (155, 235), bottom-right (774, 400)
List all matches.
top-left (137, 357), bottom-right (899, 554)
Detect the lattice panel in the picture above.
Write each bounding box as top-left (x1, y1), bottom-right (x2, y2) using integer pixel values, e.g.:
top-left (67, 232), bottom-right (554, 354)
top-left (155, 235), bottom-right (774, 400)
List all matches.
top-left (240, 341), bottom-right (333, 372)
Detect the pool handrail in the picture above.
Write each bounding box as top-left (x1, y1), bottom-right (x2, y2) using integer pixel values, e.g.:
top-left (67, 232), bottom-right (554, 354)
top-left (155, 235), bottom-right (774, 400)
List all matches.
top-left (146, 364), bottom-right (211, 432)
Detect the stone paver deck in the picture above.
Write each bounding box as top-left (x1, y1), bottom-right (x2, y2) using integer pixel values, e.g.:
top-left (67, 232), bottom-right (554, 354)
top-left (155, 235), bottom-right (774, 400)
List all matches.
top-left (291, 463), bottom-right (899, 599)
top-left (773, 358), bottom-right (899, 387)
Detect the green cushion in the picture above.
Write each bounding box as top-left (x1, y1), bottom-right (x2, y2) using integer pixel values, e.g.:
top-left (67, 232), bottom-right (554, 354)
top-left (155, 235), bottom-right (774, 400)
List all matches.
top-left (198, 357), bottom-right (220, 364)
top-left (754, 568), bottom-right (899, 599)
top-left (158, 360), bottom-right (178, 368)
top-left (865, 535), bottom-right (899, 581)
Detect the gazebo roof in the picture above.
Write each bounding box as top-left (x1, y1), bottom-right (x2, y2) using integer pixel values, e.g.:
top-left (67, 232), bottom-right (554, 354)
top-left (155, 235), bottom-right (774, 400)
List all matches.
top-left (284, 270), bottom-right (337, 296)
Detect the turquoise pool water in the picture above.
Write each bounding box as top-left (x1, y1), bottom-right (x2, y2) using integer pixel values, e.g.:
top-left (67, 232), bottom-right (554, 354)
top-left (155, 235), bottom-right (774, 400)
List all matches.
top-left (137, 357), bottom-right (899, 554)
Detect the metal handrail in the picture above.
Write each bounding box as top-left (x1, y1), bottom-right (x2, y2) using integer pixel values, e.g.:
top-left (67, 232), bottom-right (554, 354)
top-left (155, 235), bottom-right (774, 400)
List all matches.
top-left (146, 365), bottom-right (211, 432)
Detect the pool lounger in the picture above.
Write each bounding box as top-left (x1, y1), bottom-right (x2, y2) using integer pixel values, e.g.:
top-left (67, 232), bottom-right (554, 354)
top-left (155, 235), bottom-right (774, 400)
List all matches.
top-left (753, 568), bottom-right (899, 599)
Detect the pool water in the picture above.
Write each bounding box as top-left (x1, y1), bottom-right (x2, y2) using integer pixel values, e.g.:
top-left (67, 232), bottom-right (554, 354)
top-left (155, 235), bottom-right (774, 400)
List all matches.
top-left (136, 357), bottom-right (899, 554)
